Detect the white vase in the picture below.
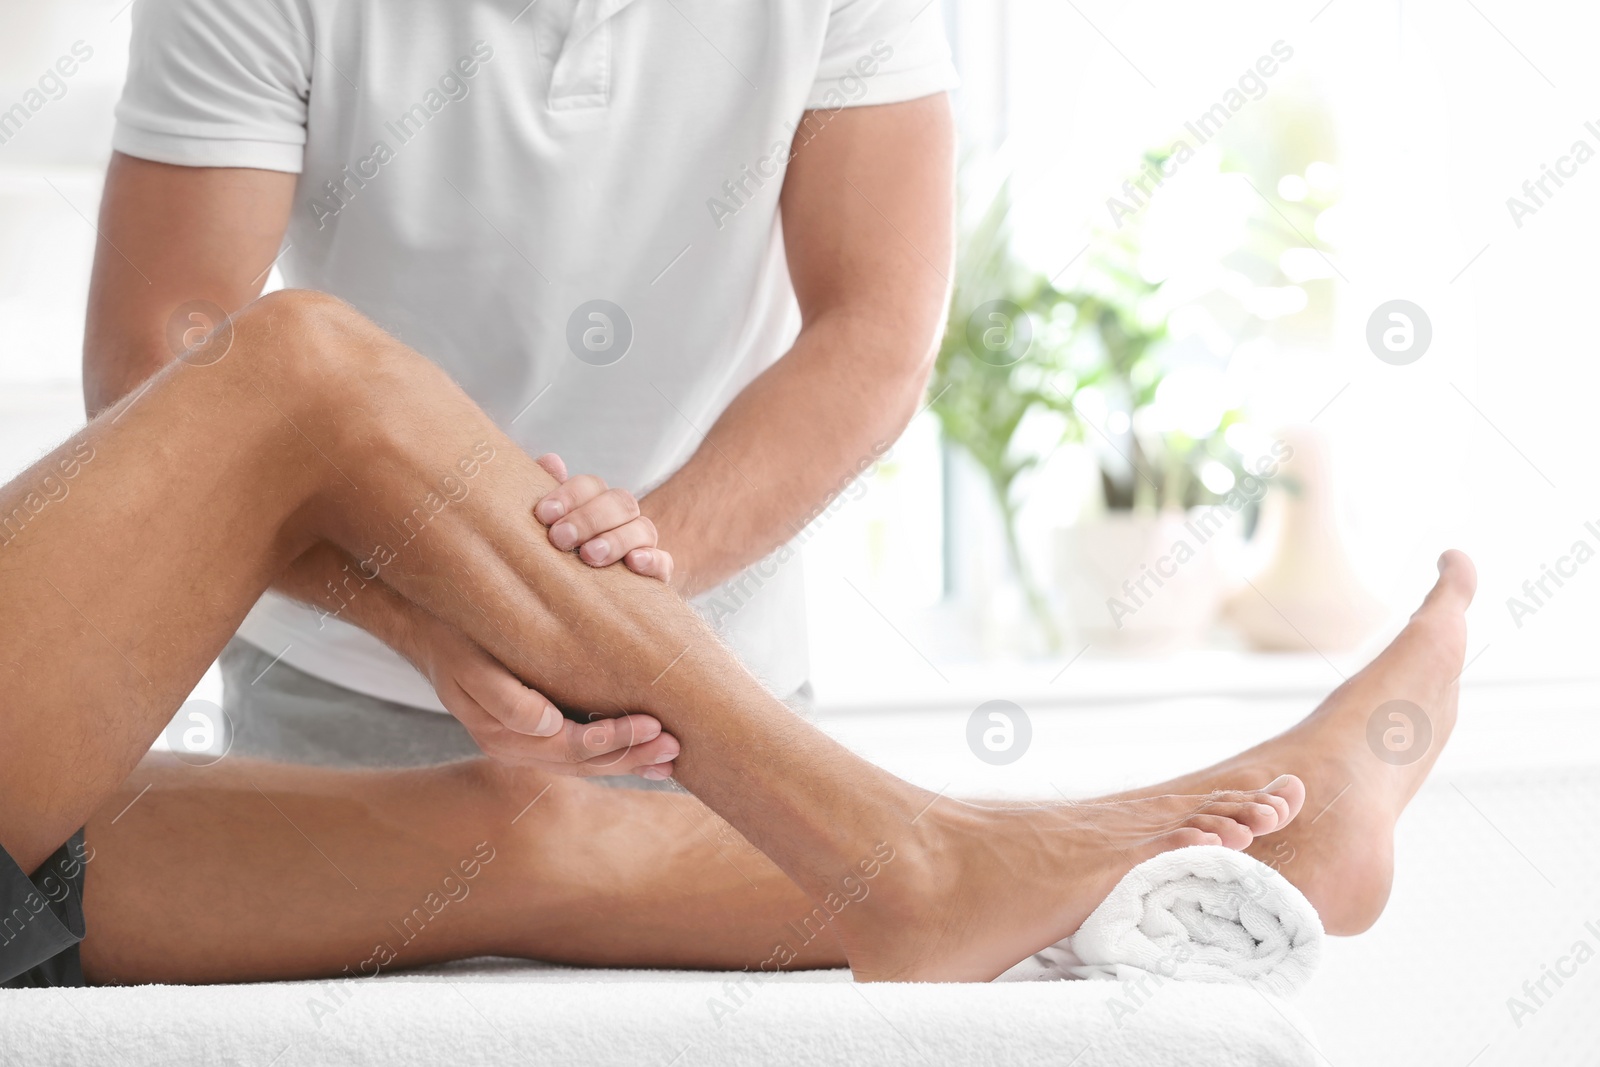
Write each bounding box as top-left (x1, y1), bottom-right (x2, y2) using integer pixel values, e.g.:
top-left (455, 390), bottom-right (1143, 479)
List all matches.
top-left (1054, 509), bottom-right (1242, 653)
top-left (1223, 426), bottom-right (1386, 653)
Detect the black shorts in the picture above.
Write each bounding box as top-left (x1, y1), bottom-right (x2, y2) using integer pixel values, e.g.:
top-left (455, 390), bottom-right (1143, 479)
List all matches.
top-left (0, 830), bottom-right (88, 988)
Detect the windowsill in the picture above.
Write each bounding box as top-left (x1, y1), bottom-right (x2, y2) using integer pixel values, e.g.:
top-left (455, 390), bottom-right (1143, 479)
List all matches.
top-left (810, 650), bottom-right (1600, 798)
top-left (810, 645), bottom-right (1600, 714)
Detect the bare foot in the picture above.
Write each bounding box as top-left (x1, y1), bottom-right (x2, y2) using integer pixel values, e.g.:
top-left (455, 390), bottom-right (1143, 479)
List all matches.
top-left (839, 776), bottom-right (1303, 982)
top-left (1096, 550), bottom-right (1476, 935)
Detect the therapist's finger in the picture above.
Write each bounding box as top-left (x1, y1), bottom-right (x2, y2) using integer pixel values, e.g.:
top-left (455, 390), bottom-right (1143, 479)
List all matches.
top-left (459, 706), bottom-right (673, 774)
top-left (568, 716), bottom-right (680, 772)
top-left (534, 473), bottom-right (609, 526)
top-left (453, 654), bottom-right (565, 736)
top-left (450, 641), bottom-right (595, 742)
top-left (548, 487), bottom-right (639, 550)
top-left (577, 515), bottom-right (657, 566)
top-left (450, 671), bottom-right (669, 767)
top-left (535, 452), bottom-right (569, 483)
top-left (555, 716), bottom-right (675, 774)
top-left (634, 760), bottom-right (675, 782)
top-left (624, 547), bottom-right (673, 582)
top-left (434, 634), bottom-right (673, 772)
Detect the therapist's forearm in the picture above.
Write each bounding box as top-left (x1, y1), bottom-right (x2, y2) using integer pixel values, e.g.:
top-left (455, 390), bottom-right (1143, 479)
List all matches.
top-left (640, 312), bottom-right (932, 598)
top-left (639, 96), bottom-right (953, 598)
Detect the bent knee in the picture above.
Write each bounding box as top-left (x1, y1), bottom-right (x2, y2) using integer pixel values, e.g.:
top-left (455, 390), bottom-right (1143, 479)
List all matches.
top-left (242, 288), bottom-right (370, 353)
top-left (230, 289), bottom-right (387, 396)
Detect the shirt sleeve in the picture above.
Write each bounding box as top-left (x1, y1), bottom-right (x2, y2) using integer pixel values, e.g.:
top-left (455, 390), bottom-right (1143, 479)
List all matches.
top-left (112, 0), bottom-right (314, 173)
top-left (806, 0), bottom-right (960, 111)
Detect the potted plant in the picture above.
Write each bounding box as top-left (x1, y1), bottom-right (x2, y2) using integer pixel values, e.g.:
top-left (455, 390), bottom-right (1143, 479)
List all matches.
top-left (929, 153), bottom-right (1319, 651)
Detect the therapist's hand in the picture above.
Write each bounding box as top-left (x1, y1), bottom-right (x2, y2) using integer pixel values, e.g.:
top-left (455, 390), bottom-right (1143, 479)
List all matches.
top-left (411, 615), bottom-right (680, 779)
top-left (273, 543), bottom-right (678, 779)
top-left (532, 454), bottom-right (673, 581)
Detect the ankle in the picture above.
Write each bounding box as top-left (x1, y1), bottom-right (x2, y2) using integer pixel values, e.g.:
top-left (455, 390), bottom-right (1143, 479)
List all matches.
top-left (835, 808), bottom-right (970, 922)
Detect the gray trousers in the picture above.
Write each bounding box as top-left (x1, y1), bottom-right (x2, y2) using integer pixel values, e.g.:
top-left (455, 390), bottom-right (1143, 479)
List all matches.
top-left (219, 638), bottom-right (810, 785)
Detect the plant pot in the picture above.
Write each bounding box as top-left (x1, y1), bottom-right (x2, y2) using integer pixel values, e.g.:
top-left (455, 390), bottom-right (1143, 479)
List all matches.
top-left (1054, 509), bottom-right (1242, 652)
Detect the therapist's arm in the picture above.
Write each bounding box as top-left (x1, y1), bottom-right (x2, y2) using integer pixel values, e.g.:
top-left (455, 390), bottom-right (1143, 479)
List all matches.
top-left (83, 153), bottom-right (297, 416)
top-left (638, 94), bottom-right (955, 597)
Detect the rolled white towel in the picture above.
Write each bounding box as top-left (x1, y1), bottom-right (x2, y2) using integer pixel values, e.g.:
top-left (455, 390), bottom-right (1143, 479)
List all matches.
top-left (996, 846), bottom-right (1324, 997)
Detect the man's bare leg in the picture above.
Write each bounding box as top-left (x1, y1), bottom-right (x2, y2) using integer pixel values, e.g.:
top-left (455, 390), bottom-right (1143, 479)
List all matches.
top-left (80, 761), bottom-right (851, 983)
top-left (0, 290), bottom-right (1299, 983)
top-left (0, 290), bottom-right (681, 875)
top-left (1093, 551), bottom-right (1476, 935)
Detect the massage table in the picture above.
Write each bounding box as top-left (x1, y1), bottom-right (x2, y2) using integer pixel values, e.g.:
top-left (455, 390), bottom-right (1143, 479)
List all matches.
top-left (0, 959), bottom-right (1320, 1066)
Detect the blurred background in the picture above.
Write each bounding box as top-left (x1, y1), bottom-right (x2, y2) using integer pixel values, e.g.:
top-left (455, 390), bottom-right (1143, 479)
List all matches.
top-left (3, 2), bottom-right (1600, 1063)
top-left (4, 0), bottom-right (1598, 694)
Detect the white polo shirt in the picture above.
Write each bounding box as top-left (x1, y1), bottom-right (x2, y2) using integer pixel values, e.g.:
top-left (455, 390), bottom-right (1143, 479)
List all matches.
top-left (113, 0), bottom-right (957, 709)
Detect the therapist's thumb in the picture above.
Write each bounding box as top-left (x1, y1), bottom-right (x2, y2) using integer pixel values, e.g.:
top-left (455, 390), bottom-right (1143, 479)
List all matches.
top-left (536, 452), bottom-right (569, 482)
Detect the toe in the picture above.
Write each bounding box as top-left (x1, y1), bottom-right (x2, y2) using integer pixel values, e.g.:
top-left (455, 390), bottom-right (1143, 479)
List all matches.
top-left (1192, 797), bottom-right (1278, 836)
top-left (1189, 787), bottom-right (1297, 834)
top-left (1160, 826), bottom-right (1222, 850)
top-left (1185, 814), bottom-right (1254, 850)
top-left (1264, 774), bottom-right (1306, 828)
top-left (1422, 549), bottom-right (1477, 613)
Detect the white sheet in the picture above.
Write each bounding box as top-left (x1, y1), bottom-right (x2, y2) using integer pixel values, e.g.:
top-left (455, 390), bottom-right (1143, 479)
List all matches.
top-left (1, 959), bottom-right (1323, 1066)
